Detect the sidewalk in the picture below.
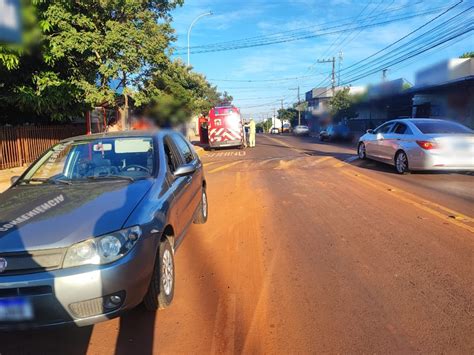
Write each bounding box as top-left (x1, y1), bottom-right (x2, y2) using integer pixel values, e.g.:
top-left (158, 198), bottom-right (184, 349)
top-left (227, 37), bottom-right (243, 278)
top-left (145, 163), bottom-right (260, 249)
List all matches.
top-left (0, 166), bottom-right (26, 193)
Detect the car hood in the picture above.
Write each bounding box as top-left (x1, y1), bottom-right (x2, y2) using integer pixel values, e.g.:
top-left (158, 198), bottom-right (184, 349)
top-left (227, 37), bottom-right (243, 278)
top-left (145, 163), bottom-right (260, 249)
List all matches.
top-left (0, 180), bottom-right (153, 252)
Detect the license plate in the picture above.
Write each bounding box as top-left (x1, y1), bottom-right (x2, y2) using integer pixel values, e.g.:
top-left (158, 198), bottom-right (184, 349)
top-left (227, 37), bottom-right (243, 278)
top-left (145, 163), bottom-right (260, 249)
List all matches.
top-left (0, 298), bottom-right (34, 321)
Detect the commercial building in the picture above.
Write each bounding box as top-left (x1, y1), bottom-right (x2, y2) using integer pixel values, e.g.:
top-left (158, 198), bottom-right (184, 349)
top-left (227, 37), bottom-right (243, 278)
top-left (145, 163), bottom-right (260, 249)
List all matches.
top-left (303, 86), bottom-right (365, 133)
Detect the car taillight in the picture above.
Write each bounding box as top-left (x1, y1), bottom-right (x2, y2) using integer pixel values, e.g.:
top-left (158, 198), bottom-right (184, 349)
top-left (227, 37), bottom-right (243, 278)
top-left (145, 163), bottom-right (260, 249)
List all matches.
top-left (416, 140), bottom-right (438, 150)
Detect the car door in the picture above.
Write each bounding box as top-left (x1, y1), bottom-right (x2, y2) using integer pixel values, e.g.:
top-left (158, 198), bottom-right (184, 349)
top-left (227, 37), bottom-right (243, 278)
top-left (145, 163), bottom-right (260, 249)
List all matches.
top-left (387, 122), bottom-right (412, 160)
top-left (163, 135), bottom-right (189, 238)
top-left (171, 133), bottom-right (201, 233)
top-left (378, 121), bottom-right (400, 161)
top-left (370, 122), bottom-right (395, 160)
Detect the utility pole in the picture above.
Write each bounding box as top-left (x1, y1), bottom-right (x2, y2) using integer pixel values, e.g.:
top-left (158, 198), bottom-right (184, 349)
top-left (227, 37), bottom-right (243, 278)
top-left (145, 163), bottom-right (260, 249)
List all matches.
top-left (290, 86), bottom-right (302, 126)
top-left (338, 51), bottom-right (343, 87)
top-left (273, 107), bottom-right (276, 133)
top-left (317, 57), bottom-right (336, 96)
top-left (280, 99), bottom-right (284, 134)
top-left (297, 86), bottom-right (301, 126)
top-left (382, 68), bottom-right (388, 82)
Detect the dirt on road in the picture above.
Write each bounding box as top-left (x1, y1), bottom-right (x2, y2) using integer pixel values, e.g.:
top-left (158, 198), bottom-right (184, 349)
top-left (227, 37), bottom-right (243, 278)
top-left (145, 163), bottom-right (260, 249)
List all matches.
top-left (1, 134), bottom-right (473, 354)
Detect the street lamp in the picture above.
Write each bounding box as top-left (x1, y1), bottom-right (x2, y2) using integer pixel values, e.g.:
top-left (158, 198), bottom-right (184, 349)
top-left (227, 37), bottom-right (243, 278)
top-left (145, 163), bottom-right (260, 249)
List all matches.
top-left (187, 11), bottom-right (212, 67)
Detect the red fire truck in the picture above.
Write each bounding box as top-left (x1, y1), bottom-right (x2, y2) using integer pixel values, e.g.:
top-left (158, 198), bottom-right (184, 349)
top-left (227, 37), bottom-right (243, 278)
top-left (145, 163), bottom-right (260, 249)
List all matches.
top-left (208, 105), bottom-right (244, 149)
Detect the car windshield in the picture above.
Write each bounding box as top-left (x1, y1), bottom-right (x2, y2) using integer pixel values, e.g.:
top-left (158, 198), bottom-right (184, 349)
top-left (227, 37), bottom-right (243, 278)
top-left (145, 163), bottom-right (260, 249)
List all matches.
top-left (414, 121), bottom-right (472, 134)
top-left (19, 137), bottom-right (155, 184)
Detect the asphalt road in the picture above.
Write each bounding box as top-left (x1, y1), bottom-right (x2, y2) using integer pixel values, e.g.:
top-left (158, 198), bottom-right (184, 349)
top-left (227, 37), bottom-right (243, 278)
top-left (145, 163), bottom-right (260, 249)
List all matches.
top-left (1, 133), bottom-right (473, 354)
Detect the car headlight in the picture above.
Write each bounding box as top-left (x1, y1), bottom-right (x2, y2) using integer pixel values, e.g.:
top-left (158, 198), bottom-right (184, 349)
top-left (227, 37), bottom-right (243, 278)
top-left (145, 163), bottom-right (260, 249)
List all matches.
top-left (63, 226), bottom-right (142, 268)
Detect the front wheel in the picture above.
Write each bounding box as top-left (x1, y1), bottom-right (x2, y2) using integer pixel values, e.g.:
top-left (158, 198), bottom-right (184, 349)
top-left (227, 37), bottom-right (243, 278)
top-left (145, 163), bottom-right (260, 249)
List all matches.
top-left (395, 151), bottom-right (410, 174)
top-left (143, 239), bottom-right (175, 311)
top-left (194, 188), bottom-right (208, 224)
top-left (358, 142), bottom-right (367, 160)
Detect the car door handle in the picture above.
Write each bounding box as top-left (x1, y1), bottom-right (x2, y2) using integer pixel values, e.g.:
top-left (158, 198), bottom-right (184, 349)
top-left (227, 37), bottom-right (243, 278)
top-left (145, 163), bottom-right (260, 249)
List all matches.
top-left (185, 176), bottom-right (192, 186)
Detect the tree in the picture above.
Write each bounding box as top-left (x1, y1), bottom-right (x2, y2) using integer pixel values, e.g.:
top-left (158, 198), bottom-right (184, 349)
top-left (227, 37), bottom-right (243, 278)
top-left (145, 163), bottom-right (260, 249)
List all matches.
top-left (41, 0), bottom-right (182, 123)
top-left (0, 2), bottom-right (89, 122)
top-left (261, 118), bottom-right (272, 132)
top-left (217, 91), bottom-right (233, 106)
top-left (328, 88), bottom-right (358, 121)
top-left (459, 52), bottom-right (474, 58)
top-left (278, 106), bottom-right (298, 126)
top-left (136, 59), bottom-right (223, 126)
top-left (1, 1), bottom-right (182, 123)
top-left (0, 1), bottom-right (230, 126)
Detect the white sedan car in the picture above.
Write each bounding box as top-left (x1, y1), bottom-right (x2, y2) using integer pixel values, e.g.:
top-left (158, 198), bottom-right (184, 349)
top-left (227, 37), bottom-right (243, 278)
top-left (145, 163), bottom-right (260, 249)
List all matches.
top-left (357, 119), bottom-right (474, 174)
top-left (293, 125), bottom-right (310, 136)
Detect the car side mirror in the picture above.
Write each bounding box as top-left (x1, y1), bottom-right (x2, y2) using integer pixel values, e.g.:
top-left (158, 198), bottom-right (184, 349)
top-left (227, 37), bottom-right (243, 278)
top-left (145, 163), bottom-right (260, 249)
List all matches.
top-left (174, 163), bottom-right (196, 177)
top-left (10, 176), bottom-right (20, 185)
top-left (366, 129), bottom-right (374, 134)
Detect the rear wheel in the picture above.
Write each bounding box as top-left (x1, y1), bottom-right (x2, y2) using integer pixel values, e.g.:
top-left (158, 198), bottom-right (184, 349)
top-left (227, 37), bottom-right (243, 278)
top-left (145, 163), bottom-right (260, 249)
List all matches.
top-left (358, 142), bottom-right (367, 160)
top-left (143, 239), bottom-right (174, 310)
top-left (395, 151), bottom-right (410, 174)
top-left (194, 188), bottom-right (208, 224)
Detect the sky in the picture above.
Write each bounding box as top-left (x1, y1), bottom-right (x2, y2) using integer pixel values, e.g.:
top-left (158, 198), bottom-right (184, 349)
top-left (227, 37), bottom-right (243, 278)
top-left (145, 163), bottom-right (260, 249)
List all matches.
top-left (170, 0), bottom-right (473, 119)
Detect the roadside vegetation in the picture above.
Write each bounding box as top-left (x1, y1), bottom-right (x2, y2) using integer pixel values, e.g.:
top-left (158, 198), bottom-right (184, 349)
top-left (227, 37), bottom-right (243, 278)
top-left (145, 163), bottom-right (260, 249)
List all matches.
top-left (0, 1), bottom-right (230, 126)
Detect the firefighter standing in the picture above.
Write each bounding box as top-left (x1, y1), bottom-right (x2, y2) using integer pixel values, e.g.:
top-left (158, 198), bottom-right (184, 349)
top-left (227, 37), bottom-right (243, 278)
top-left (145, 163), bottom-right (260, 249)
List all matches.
top-left (248, 118), bottom-right (256, 148)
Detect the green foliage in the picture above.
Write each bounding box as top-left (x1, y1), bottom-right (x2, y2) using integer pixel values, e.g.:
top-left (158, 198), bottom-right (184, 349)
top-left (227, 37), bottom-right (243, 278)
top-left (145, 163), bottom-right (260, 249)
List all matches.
top-left (278, 106), bottom-right (298, 126)
top-left (328, 88), bottom-right (358, 121)
top-left (0, 0), bottom-right (226, 126)
top-left (459, 52), bottom-right (474, 58)
top-left (217, 91), bottom-right (233, 106)
top-left (257, 118), bottom-right (272, 132)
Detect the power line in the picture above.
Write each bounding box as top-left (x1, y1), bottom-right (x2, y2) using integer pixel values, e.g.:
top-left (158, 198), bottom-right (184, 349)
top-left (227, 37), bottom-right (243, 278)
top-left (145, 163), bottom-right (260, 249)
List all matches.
top-left (339, 6), bottom-right (473, 81)
top-left (341, 0), bottom-right (465, 74)
top-left (306, 4), bottom-right (471, 91)
top-left (175, 1), bottom-right (426, 51)
top-left (303, 17), bottom-right (473, 100)
top-left (174, 7), bottom-right (450, 55)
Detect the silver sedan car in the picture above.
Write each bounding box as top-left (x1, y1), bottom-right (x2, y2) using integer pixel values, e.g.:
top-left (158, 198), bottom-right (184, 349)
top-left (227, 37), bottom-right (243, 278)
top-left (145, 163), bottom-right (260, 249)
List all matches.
top-left (293, 125), bottom-right (310, 136)
top-left (357, 119), bottom-right (474, 174)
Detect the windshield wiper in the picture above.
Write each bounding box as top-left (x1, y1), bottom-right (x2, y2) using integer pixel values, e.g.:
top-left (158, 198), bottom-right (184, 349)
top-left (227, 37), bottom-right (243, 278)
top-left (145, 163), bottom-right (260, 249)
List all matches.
top-left (86, 175), bottom-right (135, 182)
top-left (20, 178), bottom-right (72, 185)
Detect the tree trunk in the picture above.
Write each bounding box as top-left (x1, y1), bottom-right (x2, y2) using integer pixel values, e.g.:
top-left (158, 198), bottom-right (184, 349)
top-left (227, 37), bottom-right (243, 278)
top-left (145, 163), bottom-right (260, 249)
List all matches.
top-left (121, 91), bottom-right (128, 130)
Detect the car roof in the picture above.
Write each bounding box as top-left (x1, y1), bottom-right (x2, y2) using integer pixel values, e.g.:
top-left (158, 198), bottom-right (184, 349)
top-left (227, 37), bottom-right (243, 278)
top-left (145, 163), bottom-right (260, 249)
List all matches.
top-left (390, 118), bottom-right (453, 124)
top-left (60, 129), bottom-right (178, 143)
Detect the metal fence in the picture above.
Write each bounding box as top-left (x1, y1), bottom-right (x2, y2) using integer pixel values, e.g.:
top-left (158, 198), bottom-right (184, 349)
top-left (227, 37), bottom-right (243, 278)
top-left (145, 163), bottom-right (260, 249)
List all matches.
top-left (0, 125), bottom-right (85, 170)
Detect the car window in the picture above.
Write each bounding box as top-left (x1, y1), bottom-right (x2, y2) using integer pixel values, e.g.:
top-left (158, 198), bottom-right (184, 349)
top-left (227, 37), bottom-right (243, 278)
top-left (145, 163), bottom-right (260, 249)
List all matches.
top-left (375, 122), bottom-right (394, 134)
top-left (172, 134), bottom-right (194, 164)
top-left (392, 123), bottom-right (411, 134)
top-left (20, 137), bottom-right (155, 183)
top-left (413, 121), bottom-right (472, 134)
top-left (163, 137), bottom-right (180, 174)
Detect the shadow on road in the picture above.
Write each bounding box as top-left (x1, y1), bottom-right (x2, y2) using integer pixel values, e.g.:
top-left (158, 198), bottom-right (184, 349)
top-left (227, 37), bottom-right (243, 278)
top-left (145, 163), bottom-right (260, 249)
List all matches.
top-left (0, 325), bottom-right (93, 354)
top-left (114, 306), bottom-right (157, 355)
top-left (349, 158), bottom-right (473, 176)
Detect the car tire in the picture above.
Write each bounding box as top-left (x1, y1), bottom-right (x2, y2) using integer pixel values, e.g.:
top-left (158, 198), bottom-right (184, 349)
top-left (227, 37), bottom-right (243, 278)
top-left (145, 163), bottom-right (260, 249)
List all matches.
top-left (395, 151), bottom-right (410, 174)
top-left (143, 238), bottom-right (175, 311)
top-left (193, 188), bottom-right (208, 224)
top-left (358, 142), bottom-right (367, 160)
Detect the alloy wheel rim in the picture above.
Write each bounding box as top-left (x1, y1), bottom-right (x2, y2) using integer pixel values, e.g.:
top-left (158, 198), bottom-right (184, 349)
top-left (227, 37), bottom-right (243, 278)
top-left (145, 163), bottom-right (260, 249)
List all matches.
top-left (396, 153), bottom-right (407, 172)
top-left (202, 191), bottom-right (207, 218)
top-left (162, 249), bottom-right (173, 296)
